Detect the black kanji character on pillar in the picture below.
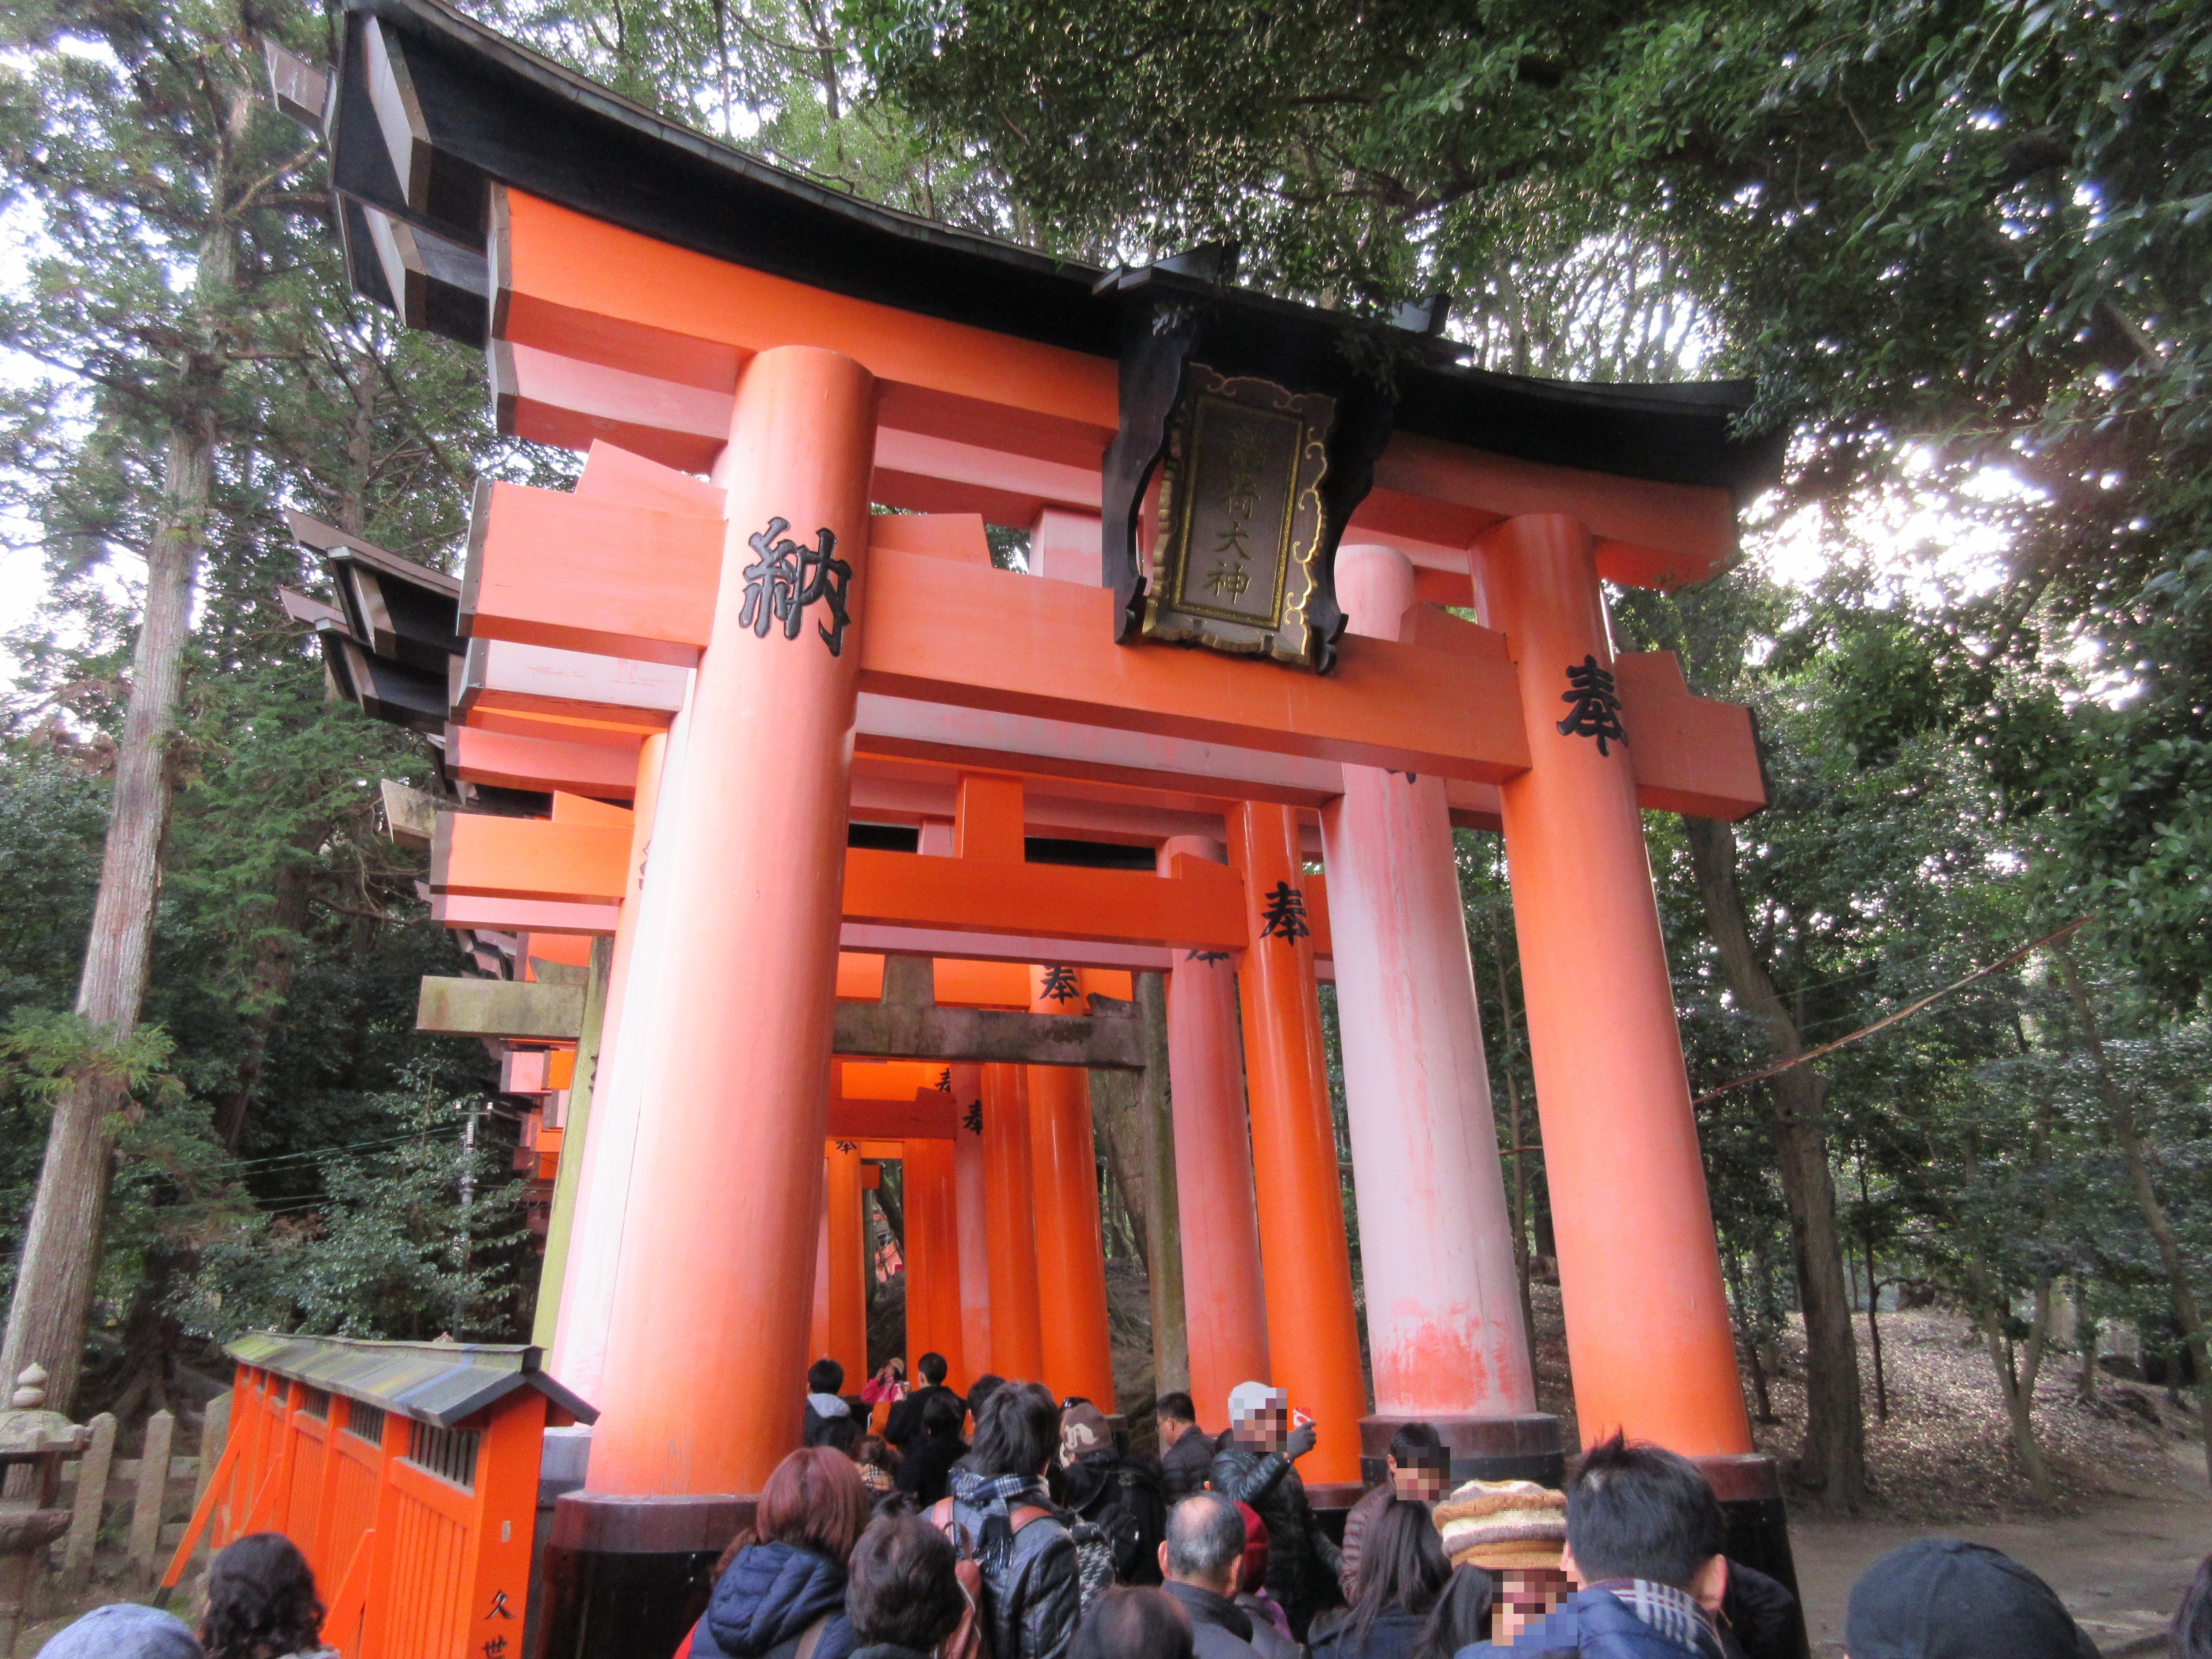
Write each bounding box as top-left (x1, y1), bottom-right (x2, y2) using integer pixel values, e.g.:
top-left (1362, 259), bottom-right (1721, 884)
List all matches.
top-left (1038, 964), bottom-right (1081, 1003)
top-left (1185, 949), bottom-right (1231, 966)
top-left (962, 1099), bottom-right (983, 1136)
top-left (834, 1139), bottom-right (859, 1154)
top-left (1557, 654), bottom-right (1627, 756)
top-left (937, 1066), bottom-right (953, 1093)
top-left (483, 1642), bottom-right (508, 1659)
top-left (486, 1590), bottom-right (515, 1621)
top-left (740, 517), bottom-right (853, 655)
top-left (1258, 882), bottom-right (1310, 941)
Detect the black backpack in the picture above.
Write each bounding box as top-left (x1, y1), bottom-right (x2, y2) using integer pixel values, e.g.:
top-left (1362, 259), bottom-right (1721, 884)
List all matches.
top-left (1073, 1458), bottom-right (1167, 1586)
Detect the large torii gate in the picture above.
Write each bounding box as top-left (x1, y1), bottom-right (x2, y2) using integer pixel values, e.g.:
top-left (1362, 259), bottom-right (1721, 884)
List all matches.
top-left (279, 0), bottom-right (1795, 1648)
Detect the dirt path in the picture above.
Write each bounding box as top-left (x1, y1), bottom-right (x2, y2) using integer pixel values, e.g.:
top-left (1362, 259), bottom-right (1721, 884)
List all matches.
top-left (1787, 1445), bottom-right (2212, 1656)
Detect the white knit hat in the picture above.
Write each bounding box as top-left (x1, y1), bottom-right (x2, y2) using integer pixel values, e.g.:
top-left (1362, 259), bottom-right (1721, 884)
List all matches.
top-left (1227, 1380), bottom-right (1286, 1422)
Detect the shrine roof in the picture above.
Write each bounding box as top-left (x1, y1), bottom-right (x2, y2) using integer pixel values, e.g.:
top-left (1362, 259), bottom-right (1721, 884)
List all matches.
top-left (231, 1330), bottom-right (598, 1428)
top-left (329, 0), bottom-right (1786, 498)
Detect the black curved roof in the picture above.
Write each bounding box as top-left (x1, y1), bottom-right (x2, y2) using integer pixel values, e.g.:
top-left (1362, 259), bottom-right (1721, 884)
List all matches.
top-left (329, 0), bottom-right (1785, 498)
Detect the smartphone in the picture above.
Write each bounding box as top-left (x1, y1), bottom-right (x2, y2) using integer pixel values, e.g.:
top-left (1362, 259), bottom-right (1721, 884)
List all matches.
top-left (1290, 1408), bottom-right (1313, 1430)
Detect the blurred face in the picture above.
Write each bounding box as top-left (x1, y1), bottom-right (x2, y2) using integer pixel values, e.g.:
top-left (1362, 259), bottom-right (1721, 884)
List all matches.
top-left (1234, 1405), bottom-right (1288, 1452)
top-left (1387, 1453), bottom-right (1449, 1503)
top-left (1491, 1567), bottom-right (1570, 1644)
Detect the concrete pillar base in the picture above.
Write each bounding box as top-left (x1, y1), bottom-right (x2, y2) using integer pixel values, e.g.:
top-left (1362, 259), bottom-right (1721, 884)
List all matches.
top-left (1357, 1413), bottom-right (1566, 1488)
top-left (534, 1492), bottom-right (748, 1659)
top-left (1697, 1454), bottom-right (1810, 1659)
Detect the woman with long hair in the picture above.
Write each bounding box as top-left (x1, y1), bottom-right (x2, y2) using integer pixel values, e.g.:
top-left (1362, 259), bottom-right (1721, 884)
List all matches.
top-left (693, 1447), bottom-right (874, 1659)
top-left (1410, 1565), bottom-right (1493, 1659)
top-left (1310, 1501), bottom-right (1450, 1659)
top-left (199, 1533), bottom-right (333, 1659)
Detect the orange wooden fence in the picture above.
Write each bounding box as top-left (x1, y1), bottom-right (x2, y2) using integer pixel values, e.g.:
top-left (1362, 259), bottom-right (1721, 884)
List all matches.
top-left (163, 1333), bottom-right (594, 1659)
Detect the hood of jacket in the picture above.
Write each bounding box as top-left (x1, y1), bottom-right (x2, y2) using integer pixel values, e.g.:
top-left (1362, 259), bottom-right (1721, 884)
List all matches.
top-left (707, 1541), bottom-right (849, 1657)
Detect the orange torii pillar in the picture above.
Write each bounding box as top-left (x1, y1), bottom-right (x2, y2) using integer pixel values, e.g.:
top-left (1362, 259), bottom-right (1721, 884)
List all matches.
top-left (815, 1141), bottom-right (869, 1389)
top-left (1231, 802), bottom-right (1369, 1489)
top-left (582, 346), bottom-right (879, 1501)
top-left (949, 1062), bottom-right (994, 1385)
top-left (1471, 515), bottom-right (1753, 1467)
top-left (1320, 545), bottom-right (1555, 1485)
top-left (1158, 835), bottom-right (1271, 1431)
top-left (1025, 966), bottom-right (1117, 1409)
top-left (540, 726), bottom-right (667, 1365)
top-left (982, 1062), bottom-right (1045, 1382)
top-left (904, 1133), bottom-right (964, 1387)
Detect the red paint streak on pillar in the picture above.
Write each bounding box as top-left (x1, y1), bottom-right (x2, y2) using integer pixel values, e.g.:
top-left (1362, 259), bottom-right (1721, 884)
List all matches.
top-left (1472, 514), bottom-right (1750, 1457)
top-left (1322, 545), bottom-right (1534, 1419)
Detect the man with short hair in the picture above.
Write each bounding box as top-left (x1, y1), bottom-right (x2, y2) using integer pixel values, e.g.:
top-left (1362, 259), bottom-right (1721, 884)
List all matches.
top-left (1461, 1434), bottom-right (1727, 1657)
top-left (886, 1350), bottom-right (963, 1449)
top-left (1209, 1382), bottom-right (1340, 1640)
top-left (1157, 1391), bottom-right (1214, 1503)
top-left (805, 1356), bottom-right (853, 1447)
top-left (1159, 1494), bottom-right (1263, 1659)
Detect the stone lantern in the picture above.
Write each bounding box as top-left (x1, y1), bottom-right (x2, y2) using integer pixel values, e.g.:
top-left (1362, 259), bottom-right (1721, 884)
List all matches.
top-left (0, 1365), bottom-right (89, 1655)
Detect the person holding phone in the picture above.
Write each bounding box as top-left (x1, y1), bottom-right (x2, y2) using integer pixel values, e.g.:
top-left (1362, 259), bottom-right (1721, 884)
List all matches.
top-left (1209, 1382), bottom-right (1343, 1641)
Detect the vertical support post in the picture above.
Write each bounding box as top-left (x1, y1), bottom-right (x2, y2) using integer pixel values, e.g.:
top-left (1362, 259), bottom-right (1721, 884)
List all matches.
top-left (191, 1390), bottom-right (230, 1525)
top-left (533, 927), bottom-right (618, 1348)
top-left (1134, 969), bottom-right (1189, 1398)
top-left (1321, 544), bottom-right (1557, 1486)
top-left (1027, 966), bottom-right (1116, 1408)
top-left (827, 1140), bottom-right (870, 1390)
top-left (1160, 835), bottom-right (1270, 1431)
top-left (1471, 514), bottom-right (1751, 1458)
top-left (63, 1412), bottom-right (116, 1589)
top-left (1231, 803), bottom-right (1368, 1486)
top-left (811, 1193), bottom-right (832, 1366)
top-left (128, 1408), bottom-right (175, 1580)
top-left (584, 344), bottom-right (878, 1497)
top-left (949, 1062), bottom-right (994, 1382)
top-left (549, 726), bottom-right (674, 1395)
top-left (981, 1062), bottom-right (1045, 1382)
top-left (904, 1136), bottom-right (963, 1387)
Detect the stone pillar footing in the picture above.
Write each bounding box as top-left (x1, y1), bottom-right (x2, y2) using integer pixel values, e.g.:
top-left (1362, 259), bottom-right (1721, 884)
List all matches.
top-left (534, 1492), bottom-right (751, 1659)
top-left (1695, 1454), bottom-right (1810, 1659)
top-left (1357, 1412), bottom-right (1566, 1488)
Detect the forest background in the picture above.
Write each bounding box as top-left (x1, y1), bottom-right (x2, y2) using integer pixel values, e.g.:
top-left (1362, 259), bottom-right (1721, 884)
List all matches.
top-left (0, 0), bottom-right (2204, 1517)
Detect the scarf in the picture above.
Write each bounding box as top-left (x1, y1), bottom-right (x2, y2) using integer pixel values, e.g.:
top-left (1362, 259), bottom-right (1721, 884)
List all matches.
top-left (1591, 1579), bottom-right (1725, 1659)
top-left (949, 1468), bottom-right (1050, 1575)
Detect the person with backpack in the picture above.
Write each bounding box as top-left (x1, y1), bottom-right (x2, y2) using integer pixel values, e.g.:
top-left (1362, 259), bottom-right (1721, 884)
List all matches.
top-left (935, 1380), bottom-right (1086, 1659)
top-left (1057, 1401), bottom-right (1168, 1588)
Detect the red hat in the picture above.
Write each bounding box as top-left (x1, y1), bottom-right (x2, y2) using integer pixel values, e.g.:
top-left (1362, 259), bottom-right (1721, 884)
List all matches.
top-left (1236, 1501), bottom-right (1269, 1595)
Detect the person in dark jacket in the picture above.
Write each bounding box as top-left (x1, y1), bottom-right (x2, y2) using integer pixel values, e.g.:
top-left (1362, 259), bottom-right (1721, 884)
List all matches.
top-left (897, 1390), bottom-right (970, 1508)
top-left (1458, 1435), bottom-right (1729, 1659)
top-left (1842, 1538), bottom-right (2100, 1659)
top-left (1157, 1392), bottom-right (1216, 1504)
top-left (943, 1379), bottom-right (1084, 1659)
top-left (1210, 1382), bottom-right (1342, 1640)
top-left (885, 1351), bottom-right (963, 1451)
top-left (806, 1358), bottom-right (855, 1448)
top-left (1160, 1494), bottom-right (1264, 1659)
top-left (846, 1511), bottom-right (970, 1659)
top-left (694, 1447), bottom-right (874, 1659)
top-left (1312, 1499), bottom-right (1449, 1659)
top-left (1071, 1586), bottom-right (1195, 1659)
top-left (1715, 1560), bottom-right (1800, 1659)
top-left (1059, 1400), bottom-right (1168, 1587)
top-left (1340, 1423), bottom-right (1448, 1604)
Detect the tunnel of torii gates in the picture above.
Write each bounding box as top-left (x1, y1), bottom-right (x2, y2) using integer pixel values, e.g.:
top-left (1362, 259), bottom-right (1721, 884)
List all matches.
top-left (276, 0), bottom-right (1796, 1636)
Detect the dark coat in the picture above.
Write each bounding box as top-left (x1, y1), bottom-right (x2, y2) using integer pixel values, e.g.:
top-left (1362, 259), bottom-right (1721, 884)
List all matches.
top-left (1166, 1580), bottom-right (1263, 1659)
top-left (896, 1431), bottom-right (969, 1508)
top-left (1717, 1563), bottom-right (1801, 1659)
top-left (1162, 1425), bottom-right (1218, 1502)
top-left (1209, 1440), bottom-right (1343, 1631)
top-left (885, 1384), bottom-right (963, 1449)
top-left (1236, 1593), bottom-right (1307, 1659)
top-left (693, 1541), bottom-right (860, 1659)
top-left (1458, 1586), bottom-right (1715, 1659)
top-left (945, 1493), bottom-right (1083, 1659)
top-left (1311, 1608), bottom-right (1432, 1659)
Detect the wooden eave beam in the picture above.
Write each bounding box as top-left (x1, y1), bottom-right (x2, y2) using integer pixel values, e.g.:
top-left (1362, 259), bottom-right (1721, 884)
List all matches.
top-left (832, 1002), bottom-right (1145, 1068)
top-left (417, 976), bottom-right (584, 1040)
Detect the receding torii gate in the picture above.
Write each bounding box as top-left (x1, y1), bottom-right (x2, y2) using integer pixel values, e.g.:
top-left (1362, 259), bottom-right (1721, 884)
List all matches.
top-left (282, 0), bottom-right (1796, 1649)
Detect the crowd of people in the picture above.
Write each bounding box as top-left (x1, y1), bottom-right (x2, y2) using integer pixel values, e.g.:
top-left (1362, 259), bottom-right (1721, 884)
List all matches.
top-left (38, 1357), bottom-right (2212, 1658)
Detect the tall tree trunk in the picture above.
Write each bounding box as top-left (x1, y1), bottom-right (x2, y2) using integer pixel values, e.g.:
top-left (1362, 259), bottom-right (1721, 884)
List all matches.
top-left (1685, 817), bottom-right (1869, 1508)
top-left (0, 184), bottom-right (237, 1412)
top-left (1135, 972), bottom-right (1188, 1396)
top-left (2051, 941), bottom-right (2212, 1483)
top-left (1967, 1264), bottom-right (2056, 1502)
